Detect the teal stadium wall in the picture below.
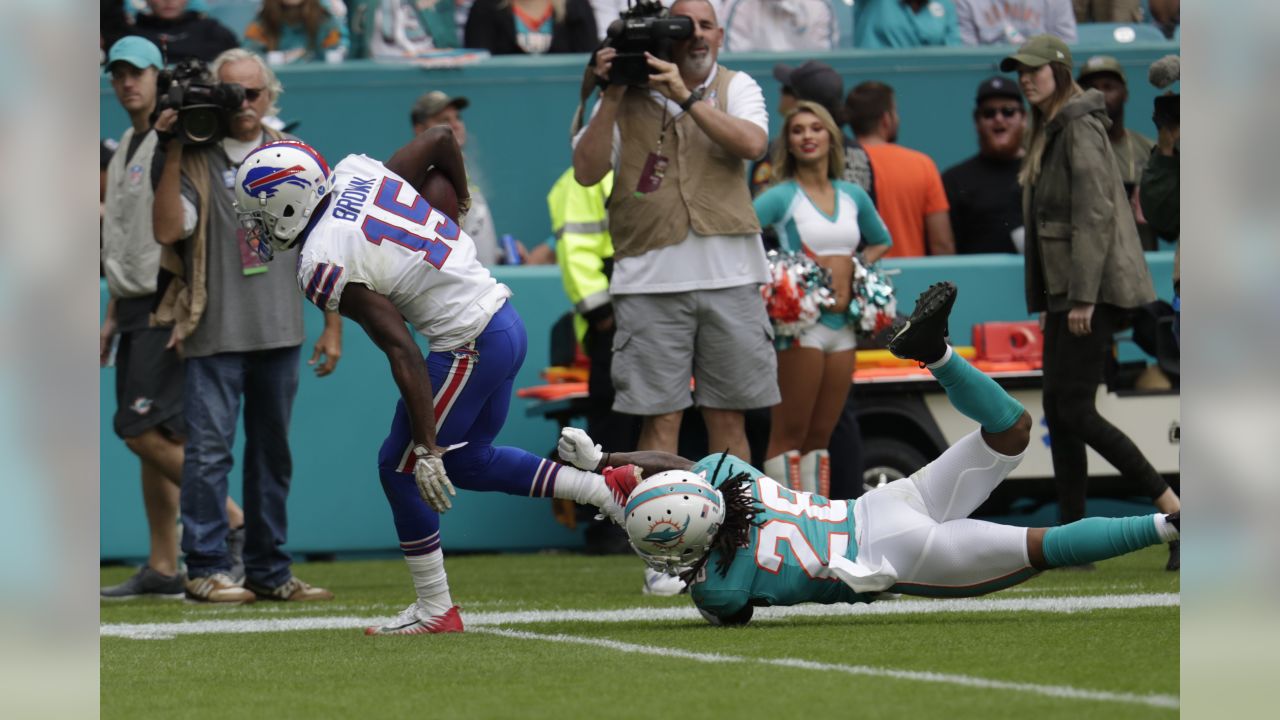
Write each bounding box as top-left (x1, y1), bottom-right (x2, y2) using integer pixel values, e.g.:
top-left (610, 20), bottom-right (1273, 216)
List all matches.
top-left (100, 43), bottom-right (1178, 560)
top-left (99, 44), bottom-right (1177, 249)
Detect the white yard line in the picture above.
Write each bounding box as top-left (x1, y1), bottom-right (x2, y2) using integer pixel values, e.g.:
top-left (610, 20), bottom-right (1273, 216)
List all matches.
top-left (473, 627), bottom-right (1179, 710)
top-left (101, 592), bottom-right (1178, 640)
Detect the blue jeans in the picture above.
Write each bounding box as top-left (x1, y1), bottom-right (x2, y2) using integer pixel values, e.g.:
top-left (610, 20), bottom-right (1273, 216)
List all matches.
top-left (181, 346), bottom-right (299, 587)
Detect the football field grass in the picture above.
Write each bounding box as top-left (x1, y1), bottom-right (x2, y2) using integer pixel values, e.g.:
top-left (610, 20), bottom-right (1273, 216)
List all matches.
top-left (101, 546), bottom-right (1178, 719)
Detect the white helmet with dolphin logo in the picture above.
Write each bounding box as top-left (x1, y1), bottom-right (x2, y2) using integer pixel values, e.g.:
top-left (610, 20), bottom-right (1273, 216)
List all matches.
top-left (623, 470), bottom-right (725, 574)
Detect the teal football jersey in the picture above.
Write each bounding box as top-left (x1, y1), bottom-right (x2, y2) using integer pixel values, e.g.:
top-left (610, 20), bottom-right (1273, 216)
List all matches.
top-left (687, 454), bottom-right (875, 621)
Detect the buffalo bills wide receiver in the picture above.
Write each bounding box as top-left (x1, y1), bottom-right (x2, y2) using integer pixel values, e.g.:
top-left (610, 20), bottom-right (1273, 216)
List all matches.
top-left (557, 283), bottom-right (1181, 625)
top-left (233, 130), bottom-right (629, 635)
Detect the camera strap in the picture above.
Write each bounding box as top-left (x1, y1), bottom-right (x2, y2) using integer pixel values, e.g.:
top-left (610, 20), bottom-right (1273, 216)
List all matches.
top-left (635, 104), bottom-right (677, 197)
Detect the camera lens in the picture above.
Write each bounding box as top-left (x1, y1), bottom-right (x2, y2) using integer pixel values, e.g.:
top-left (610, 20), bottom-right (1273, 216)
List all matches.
top-left (183, 108), bottom-right (220, 144)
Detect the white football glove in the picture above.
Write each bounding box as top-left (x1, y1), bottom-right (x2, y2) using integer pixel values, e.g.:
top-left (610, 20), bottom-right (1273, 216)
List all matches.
top-left (414, 453), bottom-right (457, 512)
top-left (557, 427), bottom-right (603, 470)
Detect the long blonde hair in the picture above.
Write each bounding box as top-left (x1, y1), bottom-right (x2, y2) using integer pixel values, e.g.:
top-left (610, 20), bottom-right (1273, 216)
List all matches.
top-left (1019, 63), bottom-right (1083, 187)
top-left (771, 101), bottom-right (845, 183)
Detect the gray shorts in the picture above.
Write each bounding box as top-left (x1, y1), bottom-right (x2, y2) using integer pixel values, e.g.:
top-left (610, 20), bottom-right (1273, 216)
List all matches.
top-left (611, 285), bottom-right (781, 415)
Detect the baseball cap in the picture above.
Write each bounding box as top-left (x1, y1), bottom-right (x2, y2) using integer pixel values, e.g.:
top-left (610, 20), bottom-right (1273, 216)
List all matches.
top-left (410, 91), bottom-right (470, 125)
top-left (975, 76), bottom-right (1022, 104)
top-left (999, 34), bottom-right (1073, 72)
top-left (105, 36), bottom-right (163, 73)
top-left (1078, 55), bottom-right (1127, 84)
top-left (773, 61), bottom-right (843, 113)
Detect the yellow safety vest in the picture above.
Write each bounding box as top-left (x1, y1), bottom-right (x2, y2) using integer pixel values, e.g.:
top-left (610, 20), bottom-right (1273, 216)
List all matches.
top-left (548, 168), bottom-right (614, 347)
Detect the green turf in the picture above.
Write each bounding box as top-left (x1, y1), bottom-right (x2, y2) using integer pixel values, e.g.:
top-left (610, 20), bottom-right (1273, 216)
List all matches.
top-left (101, 547), bottom-right (1178, 719)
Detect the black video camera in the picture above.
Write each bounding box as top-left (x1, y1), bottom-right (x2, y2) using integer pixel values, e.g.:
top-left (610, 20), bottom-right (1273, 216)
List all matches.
top-left (601, 0), bottom-right (693, 86)
top-left (154, 59), bottom-right (245, 146)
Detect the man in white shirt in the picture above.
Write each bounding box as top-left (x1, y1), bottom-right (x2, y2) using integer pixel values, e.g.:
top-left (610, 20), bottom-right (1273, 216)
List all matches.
top-left (572, 0), bottom-right (779, 594)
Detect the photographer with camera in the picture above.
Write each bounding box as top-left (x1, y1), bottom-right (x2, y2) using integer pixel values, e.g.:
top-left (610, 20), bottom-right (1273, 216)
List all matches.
top-left (152, 49), bottom-right (343, 603)
top-left (100, 36), bottom-right (250, 599)
top-left (572, 0), bottom-right (776, 595)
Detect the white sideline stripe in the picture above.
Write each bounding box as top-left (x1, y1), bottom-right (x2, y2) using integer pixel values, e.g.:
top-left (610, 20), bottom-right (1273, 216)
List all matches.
top-left (474, 627), bottom-right (1179, 710)
top-left (100, 593), bottom-right (1177, 640)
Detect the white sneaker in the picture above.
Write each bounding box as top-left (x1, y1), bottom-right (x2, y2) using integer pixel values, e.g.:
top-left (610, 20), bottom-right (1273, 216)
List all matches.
top-left (364, 602), bottom-right (464, 636)
top-left (642, 568), bottom-right (687, 597)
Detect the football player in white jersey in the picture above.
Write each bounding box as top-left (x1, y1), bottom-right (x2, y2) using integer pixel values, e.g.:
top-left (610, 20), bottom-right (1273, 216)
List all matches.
top-left (233, 130), bottom-right (633, 635)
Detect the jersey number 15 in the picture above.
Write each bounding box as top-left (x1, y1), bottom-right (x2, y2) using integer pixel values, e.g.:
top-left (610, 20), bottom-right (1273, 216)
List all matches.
top-left (361, 178), bottom-right (460, 269)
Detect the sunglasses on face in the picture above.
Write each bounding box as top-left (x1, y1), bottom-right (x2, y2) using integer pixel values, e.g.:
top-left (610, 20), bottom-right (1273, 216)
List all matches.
top-left (980, 106), bottom-right (1020, 120)
top-left (243, 87), bottom-right (265, 102)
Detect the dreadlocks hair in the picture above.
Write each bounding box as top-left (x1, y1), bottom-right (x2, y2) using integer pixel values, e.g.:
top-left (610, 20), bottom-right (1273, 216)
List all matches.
top-left (678, 453), bottom-right (763, 586)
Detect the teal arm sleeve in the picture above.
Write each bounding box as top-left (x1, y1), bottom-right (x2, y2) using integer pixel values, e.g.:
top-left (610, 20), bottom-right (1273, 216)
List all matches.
top-left (843, 181), bottom-right (892, 247)
top-left (752, 184), bottom-right (790, 228)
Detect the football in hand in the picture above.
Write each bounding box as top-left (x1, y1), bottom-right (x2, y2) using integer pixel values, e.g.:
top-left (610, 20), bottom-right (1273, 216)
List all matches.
top-left (421, 168), bottom-right (459, 222)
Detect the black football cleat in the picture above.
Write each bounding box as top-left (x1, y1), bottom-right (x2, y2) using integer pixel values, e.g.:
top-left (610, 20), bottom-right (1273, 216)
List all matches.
top-left (888, 281), bottom-right (957, 365)
top-left (1164, 513), bottom-right (1179, 571)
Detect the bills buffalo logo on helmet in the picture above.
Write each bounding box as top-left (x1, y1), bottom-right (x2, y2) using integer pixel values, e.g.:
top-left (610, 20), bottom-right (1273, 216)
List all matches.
top-left (242, 165), bottom-right (310, 199)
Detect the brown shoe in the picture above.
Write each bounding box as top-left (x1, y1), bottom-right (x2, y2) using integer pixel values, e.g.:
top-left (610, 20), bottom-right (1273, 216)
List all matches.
top-left (185, 573), bottom-right (256, 604)
top-left (248, 576), bottom-right (334, 602)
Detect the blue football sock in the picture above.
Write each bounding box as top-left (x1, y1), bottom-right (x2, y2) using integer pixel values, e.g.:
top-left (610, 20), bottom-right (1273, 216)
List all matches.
top-left (1041, 515), bottom-right (1163, 568)
top-left (928, 348), bottom-right (1025, 433)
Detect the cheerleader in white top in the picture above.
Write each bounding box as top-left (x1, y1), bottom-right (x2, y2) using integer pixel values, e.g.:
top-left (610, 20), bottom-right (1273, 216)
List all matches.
top-left (752, 101), bottom-right (893, 498)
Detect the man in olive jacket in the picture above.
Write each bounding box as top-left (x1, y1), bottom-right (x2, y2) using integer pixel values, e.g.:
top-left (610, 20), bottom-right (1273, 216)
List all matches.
top-left (1022, 89), bottom-right (1155, 315)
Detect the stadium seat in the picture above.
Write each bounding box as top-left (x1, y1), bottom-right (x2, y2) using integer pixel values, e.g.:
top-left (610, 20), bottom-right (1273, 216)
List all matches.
top-left (1074, 22), bottom-right (1169, 45)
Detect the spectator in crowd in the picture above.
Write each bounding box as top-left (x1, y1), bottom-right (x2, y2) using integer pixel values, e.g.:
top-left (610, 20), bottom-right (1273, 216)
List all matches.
top-left (133, 0), bottom-right (240, 64)
top-left (549, 167), bottom-right (635, 452)
top-left (1148, 0), bottom-right (1178, 38)
top-left (1071, 0), bottom-right (1140, 22)
top-left (587, 0), bottom-right (659, 42)
top-left (99, 36), bottom-right (248, 598)
top-left (410, 90), bottom-right (502, 265)
top-left (572, 0), bottom-right (777, 595)
top-left (942, 76), bottom-right (1026, 254)
top-left (465, 0), bottom-right (599, 54)
top-left (549, 166), bottom-right (638, 553)
top-left (721, 0), bottom-right (838, 52)
top-left (1078, 55), bottom-right (1156, 250)
top-left (954, 0), bottom-right (1076, 45)
top-left (854, 0), bottom-right (962, 49)
top-left (749, 60), bottom-right (875, 204)
top-left (101, 0), bottom-right (132, 56)
top-left (846, 81), bottom-right (954, 257)
top-left (244, 0), bottom-right (350, 64)
top-left (1140, 54), bottom-right (1179, 341)
top-left (152, 48), bottom-right (345, 602)
top-left (753, 101), bottom-right (892, 495)
top-left (348, 0), bottom-right (458, 58)
top-left (1001, 35), bottom-right (1180, 569)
